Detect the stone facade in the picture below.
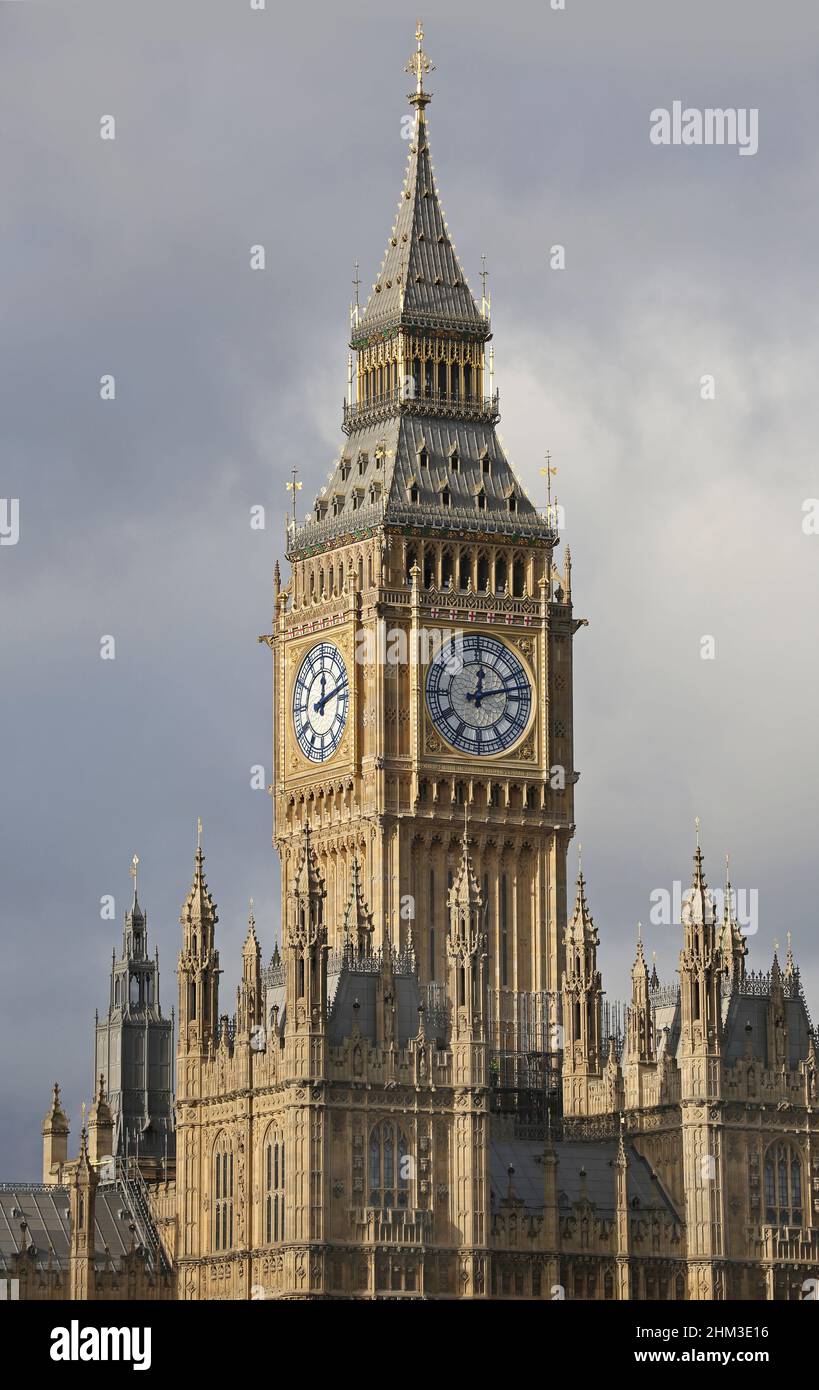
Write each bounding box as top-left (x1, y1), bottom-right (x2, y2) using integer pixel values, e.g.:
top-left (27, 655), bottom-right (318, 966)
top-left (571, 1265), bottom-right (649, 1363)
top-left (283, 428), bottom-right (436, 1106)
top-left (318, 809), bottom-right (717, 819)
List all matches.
top-left (5, 27), bottom-right (819, 1304)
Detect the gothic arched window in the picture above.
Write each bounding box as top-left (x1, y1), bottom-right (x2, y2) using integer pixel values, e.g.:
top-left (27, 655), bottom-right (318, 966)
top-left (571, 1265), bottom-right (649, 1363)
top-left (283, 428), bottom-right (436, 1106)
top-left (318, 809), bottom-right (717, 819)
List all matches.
top-left (368, 1120), bottom-right (410, 1210)
top-left (764, 1141), bottom-right (803, 1226)
top-left (213, 1134), bottom-right (234, 1252)
top-left (264, 1128), bottom-right (285, 1243)
top-left (512, 557), bottom-right (525, 597)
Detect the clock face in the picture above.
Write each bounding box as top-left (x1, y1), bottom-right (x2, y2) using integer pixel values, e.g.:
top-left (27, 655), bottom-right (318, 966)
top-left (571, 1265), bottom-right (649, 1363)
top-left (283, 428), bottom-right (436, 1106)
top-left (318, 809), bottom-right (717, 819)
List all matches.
top-left (425, 634), bottom-right (533, 757)
top-left (292, 642), bottom-right (349, 763)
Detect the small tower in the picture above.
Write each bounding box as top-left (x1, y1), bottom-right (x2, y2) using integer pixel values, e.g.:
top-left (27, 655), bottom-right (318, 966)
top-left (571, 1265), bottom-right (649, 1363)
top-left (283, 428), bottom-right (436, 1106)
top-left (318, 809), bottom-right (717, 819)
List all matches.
top-left (68, 1116), bottom-right (98, 1302)
top-left (87, 1074), bottom-right (114, 1168)
top-left (42, 1083), bottom-right (69, 1186)
top-left (561, 863), bottom-right (604, 1115)
top-left (446, 820), bottom-right (489, 1051)
top-left (284, 824), bottom-right (329, 1050)
top-left (767, 949), bottom-right (790, 1070)
top-left (626, 925), bottom-right (654, 1063)
top-left (445, 816), bottom-right (491, 1296)
top-left (614, 1118), bottom-right (631, 1300)
top-left (718, 856), bottom-right (747, 988)
top-left (677, 825), bottom-right (726, 1300)
top-left (341, 857), bottom-right (375, 957)
top-left (236, 902), bottom-right (262, 1038)
top-left (95, 857), bottom-right (174, 1167)
top-left (624, 925), bottom-right (655, 1109)
top-left (678, 828), bottom-right (722, 1095)
top-left (177, 836), bottom-right (221, 1055)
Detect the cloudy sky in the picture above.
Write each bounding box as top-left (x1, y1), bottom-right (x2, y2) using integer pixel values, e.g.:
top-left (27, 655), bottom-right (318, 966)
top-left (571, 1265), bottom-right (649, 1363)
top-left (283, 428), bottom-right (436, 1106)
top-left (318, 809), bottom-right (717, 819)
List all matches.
top-left (2, 0), bottom-right (818, 1175)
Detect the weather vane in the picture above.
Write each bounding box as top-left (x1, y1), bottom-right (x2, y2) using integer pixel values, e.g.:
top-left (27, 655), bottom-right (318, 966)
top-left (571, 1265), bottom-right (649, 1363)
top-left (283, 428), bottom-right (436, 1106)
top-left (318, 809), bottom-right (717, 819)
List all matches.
top-left (286, 466), bottom-right (302, 524)
top-left (540, 452), bottom-right (558, 524)
top-left (129, 854), bottom-right (139, 894)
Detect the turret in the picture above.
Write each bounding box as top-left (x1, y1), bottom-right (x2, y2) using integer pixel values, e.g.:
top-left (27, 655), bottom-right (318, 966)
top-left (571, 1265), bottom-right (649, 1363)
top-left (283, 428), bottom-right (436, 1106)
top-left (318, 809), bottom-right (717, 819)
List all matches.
top-left (42, 1083), bottom-right (69, 1186)
top-left (678, 825), bottom-right (722, 1092)
top-left (767, 949), bottom-right (789, 1070)
top-left (625, 924), bottom-right (654, 1064)
top-left (718, 856), bottom-right (747, 988)
top-left (677, 823), bottom-right (726, 1296)
top-left (68, 1116), bottom-right (98, 1302)
top-left (561, 862), bottom-right (603, 1113)
top-left (341, 857), bottom-right (375, 958)
top-left (236, 902), bottom-right (262, 1038)
top-left (177, 834), bottom-right (220, 1054)
top-left (87, 1074), bottom-right (114, 1167)
top-left (446, 820), bottom-right (489, 1045)
top-left (285, 824), bottom-right (328, 1036)
top-left (614, 1119), bottom-right (631, 1299)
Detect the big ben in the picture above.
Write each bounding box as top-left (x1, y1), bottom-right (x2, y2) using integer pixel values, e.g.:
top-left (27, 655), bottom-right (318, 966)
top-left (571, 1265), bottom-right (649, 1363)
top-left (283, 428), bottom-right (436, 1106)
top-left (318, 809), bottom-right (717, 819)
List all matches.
top-left (264, 25), bottom-right (581, 1049)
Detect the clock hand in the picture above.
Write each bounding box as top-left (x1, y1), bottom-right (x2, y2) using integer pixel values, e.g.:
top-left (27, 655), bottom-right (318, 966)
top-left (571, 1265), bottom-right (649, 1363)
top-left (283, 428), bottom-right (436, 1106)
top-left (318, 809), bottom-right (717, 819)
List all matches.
top-left (313, 680), bottom-right (348, 714)
top-left (464, 666), bottom-right (487, 709)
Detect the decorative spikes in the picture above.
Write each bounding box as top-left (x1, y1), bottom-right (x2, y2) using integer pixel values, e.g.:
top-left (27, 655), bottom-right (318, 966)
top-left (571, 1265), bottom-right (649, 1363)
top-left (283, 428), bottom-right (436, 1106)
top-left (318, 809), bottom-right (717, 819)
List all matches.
top-left (566, 864), bottom-right (598, 948)
top-left (180, 842), bottom-right (218, 930)
top-left (342, 856), bottom-right (375, 955)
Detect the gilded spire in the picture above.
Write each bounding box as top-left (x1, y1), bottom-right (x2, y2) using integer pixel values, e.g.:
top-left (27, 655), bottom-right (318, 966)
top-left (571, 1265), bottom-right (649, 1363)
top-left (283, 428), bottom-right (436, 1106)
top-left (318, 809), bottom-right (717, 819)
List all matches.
top-left (356, 23), bottom-right (483, 340)
top-left (128, 853), bottom-right (144, 922)
top-left (406, 20), bottom-right (434, 108)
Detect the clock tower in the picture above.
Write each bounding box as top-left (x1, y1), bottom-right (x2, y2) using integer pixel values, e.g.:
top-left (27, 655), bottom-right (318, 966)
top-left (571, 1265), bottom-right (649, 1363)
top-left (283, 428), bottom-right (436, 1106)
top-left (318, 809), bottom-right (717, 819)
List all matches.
top-left (263, 25), bottom-right (582, 1049)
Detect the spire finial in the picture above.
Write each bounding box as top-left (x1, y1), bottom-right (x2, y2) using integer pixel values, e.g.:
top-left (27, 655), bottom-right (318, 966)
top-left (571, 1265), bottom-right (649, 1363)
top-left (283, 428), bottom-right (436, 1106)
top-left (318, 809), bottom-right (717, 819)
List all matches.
top-left (577, 841), bottom-right (582, 878)
top-left (286, 467), bottom-right (302, 525)
top-left (637, 920), bottom-right (642, 943)
top-left (129, 853), bottom-right (139, 901)
top-left (406, 20), bottom-right (434, 107)
top-left (540, 452), bottom-right (558, 526)
top-left (695, 815), bottom-right (700, 848)
top-left (480, 252), bottom-right (490, 318)
top-left (196, 817), bottom-right (203, 851)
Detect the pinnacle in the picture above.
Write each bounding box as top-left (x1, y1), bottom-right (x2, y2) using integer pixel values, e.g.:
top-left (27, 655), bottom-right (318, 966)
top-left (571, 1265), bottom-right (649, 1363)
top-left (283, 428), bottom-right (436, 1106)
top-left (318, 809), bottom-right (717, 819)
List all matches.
top-left (180, 844), bottom-right (218, 929)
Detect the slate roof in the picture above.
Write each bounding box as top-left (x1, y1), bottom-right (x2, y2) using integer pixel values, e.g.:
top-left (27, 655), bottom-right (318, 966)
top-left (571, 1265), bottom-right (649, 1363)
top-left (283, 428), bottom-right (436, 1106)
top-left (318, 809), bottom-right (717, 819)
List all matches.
top-left (489, 1140), bottom-right (680, 1220)
top-left (289, 92), bottom-right (553, 558)
top-left (328, 966), bottom-right (421, 1048)
top-left (355, 107), bottom-right (485, 340)
top-left (0, 1184), bottom-right (149, 1272)
top-left (292, 414), bottom-right (550, 554)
